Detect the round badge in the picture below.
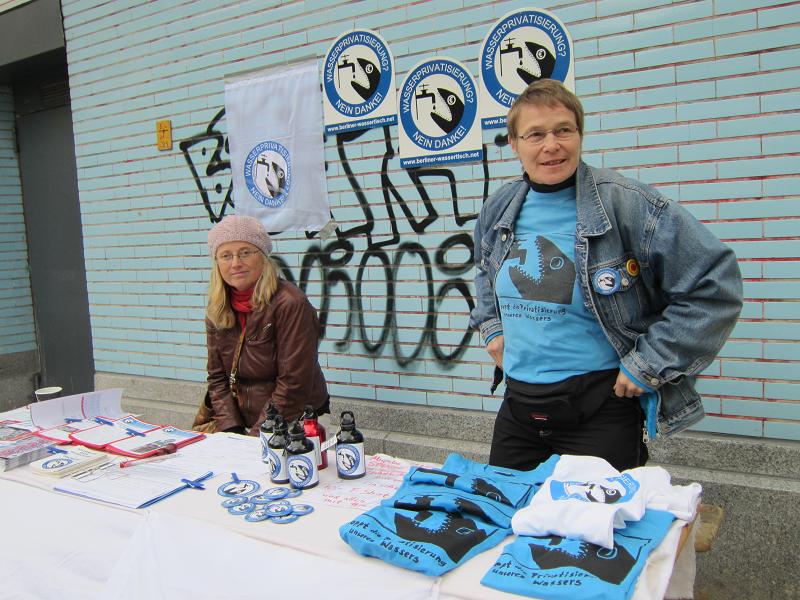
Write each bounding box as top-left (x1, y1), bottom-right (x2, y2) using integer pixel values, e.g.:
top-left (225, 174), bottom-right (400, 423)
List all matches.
top-left (217, 479), bottom-right (260, 498)
top-left (221, 496), bottom-right (248, 508)
top-left (625, 258), bottom-right (640, 277)
top-left (285, 488), bottom-right (303, 498)
top-left (228, 502), bottom-right (256, 515)
top-left (291, 503), bottom-right (314, 516)
top-left (271, 513), bottom-right (300, 524)
top-left (250, 493), bottom-right (275, 505)
top-left (245, 508), bottom-right (272, 522)
top-left (266, 499), bottom-right (292, 508)
top-left (265, 502), bottom-right (293, 517)
top-left (593, 268), bottom-right (621, 295)
top-left (265, 486), bottom-right (290, 499)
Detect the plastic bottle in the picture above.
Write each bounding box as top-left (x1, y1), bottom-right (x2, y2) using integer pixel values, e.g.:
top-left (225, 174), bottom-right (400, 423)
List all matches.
top-left (285, 420), bottom-right (319, 489)
top-left (267, 415), bottom-right (289, 484)
top-left (259, 404), bottom-right (278, 464)
top-left (335, 410), bottom-right (366, 480)
top-left (302, 405), bottom-right (327, 470)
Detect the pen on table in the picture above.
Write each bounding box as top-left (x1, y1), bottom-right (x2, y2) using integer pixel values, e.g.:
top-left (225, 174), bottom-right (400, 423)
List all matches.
top-left (48, 446), bottom-right (69, 454)
top-left (125, 428), bottom-right (145, 437)
top-left (119, 443), bottom-right (178, 468)
top-left (94, 417), bottom-right (115, 426)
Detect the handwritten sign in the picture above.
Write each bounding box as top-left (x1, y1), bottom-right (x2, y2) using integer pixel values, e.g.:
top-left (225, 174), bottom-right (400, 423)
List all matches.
top-left (319, 454), bottom-right (418, 511)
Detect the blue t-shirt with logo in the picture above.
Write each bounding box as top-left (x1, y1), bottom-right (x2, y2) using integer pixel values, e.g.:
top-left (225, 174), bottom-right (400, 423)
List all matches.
top-left (495, 185), bottom-right (618, 384)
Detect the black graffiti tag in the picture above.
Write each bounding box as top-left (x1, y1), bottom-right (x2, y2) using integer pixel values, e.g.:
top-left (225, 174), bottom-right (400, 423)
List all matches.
top-left (180, 113), bottom-right (503, 367)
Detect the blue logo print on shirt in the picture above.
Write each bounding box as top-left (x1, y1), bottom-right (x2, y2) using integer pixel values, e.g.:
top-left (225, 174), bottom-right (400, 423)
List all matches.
top-left (507, 235), bottom-right (574, 305)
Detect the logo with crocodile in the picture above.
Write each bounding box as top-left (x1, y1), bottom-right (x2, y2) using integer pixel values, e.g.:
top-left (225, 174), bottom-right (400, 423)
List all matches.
top-left (323, 30), bottom-right (397, 133)
top-left (243, 140), bottom-right (291, 208)
top-left (479, 8), bottom-right (574, 128)
top-left (507, 235), bottom-right (574, 305)
top-left (399, 58), bottom-right (478, 154)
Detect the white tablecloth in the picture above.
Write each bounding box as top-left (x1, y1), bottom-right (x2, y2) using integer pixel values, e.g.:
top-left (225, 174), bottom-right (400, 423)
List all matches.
top-left (0, 434), bottom-right (685, 600)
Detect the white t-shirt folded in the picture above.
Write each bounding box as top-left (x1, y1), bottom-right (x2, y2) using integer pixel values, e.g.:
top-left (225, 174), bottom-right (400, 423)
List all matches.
top-left (512, 455), bottom-right (701, 549)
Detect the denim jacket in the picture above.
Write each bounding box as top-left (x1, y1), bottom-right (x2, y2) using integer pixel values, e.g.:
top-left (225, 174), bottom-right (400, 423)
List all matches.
top-left (470, 161), bottom-right (743, 436)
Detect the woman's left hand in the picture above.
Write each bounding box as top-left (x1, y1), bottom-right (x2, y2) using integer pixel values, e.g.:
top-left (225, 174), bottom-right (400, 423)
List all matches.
top-left (613, 371), bottom-right (644, 398)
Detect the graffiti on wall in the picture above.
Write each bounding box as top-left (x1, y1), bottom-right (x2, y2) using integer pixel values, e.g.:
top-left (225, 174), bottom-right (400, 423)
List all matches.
top-left (181, 110), bottom-right (511, 368)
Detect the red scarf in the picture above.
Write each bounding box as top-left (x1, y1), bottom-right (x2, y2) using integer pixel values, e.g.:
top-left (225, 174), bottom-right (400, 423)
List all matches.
top-left (230, 286), bottom-right (254, 330)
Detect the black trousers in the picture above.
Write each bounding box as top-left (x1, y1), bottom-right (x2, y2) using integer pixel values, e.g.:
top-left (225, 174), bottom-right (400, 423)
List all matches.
top-left (489, 369), bottom-right (648, 472)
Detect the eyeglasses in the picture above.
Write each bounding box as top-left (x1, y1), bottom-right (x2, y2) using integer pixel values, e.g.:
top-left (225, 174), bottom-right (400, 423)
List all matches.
top-left (518, 125), bottom-right (579, 145)
top-left (216, 249), bottom-right (261, 263)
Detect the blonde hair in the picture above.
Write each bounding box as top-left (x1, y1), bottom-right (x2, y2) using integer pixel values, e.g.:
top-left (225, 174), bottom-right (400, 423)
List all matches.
top-left (507, 79), bottom-right (584, 139)
top-left (206, 252), bottom-right (280, 329)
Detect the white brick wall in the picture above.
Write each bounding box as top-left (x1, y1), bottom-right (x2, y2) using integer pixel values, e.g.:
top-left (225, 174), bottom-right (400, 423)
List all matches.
top-left (0, 0), bottom-right (34, 13)
top-left (61, 0), bottom-right (800, 440)
top-left (0, 86), bottom-right (36, 355)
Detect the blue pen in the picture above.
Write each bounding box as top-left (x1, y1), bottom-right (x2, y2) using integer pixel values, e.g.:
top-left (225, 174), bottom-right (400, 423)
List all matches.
top-left (48, 447), bottom-right (68, 454)
top-left (138, 471), bottom-right (215, 509)
top-left (181, 471), bottom-right (214, 490)
top-left (65, 418), bottom-right (83, 423)
top-left (125, 428), bottom-right (145, 437)
top-left (94, 417), bottom-right (115, 426)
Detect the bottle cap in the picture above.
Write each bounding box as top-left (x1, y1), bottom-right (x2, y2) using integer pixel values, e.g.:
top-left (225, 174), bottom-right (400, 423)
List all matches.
top-left (288, 420), bottom-right (306, 440)
top-left (302, 405), bottom-right (315, 420)
top-left (340, 411), bottom-right (356, 430)
top-left (272, 415), bottom-right (286, 433)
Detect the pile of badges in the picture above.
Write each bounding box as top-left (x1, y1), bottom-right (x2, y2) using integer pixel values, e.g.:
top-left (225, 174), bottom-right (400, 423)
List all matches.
top-left (217, 473), bottom-right (314, 524)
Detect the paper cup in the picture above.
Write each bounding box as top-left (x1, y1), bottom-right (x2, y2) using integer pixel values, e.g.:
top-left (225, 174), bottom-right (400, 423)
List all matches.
top-left (34, 386), bottom-right (63, 401)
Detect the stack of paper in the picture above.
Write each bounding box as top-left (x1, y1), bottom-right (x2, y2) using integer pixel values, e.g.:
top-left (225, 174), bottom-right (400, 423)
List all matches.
top-left (29, 447), bottom-right (109, 478)
top-left (0, 421), bottom-right (31, 443)
top-left (0, 436), bottom-right (55, 472)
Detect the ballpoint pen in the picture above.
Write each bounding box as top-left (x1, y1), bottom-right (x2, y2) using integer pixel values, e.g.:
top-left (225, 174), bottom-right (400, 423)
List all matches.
top-left (138, 471), bottom-right (215, 508)
top-left (119, 443), bottom-right (178, 468)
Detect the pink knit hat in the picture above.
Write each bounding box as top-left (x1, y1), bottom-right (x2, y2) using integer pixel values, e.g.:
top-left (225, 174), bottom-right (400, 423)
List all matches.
top-left (207, 215), bottom-right (273, 257)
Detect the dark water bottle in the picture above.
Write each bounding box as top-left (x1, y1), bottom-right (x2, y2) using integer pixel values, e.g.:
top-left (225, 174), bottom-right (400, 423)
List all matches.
top-left (259, 404), bottom-right (278, 464)
top-left (336, 411), bottom-right (366, 479)
top-left (267, 415), bottom-right (289, 484)
top-left (285, 420), bottom-right (319, 489)
top-left (302, 405), bottom-right (327, 470)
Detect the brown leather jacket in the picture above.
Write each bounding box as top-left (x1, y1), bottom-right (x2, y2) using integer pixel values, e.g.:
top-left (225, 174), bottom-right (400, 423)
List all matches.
top-left (206, 280), bottom-right (329, 433)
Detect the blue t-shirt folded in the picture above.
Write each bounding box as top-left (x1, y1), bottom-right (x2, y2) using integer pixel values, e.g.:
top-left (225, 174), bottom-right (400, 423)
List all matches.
top-left (339, 453), bottom-right (559, 576)
top-left (386, 487), bottom-right (517, 529)
top-left (340, 505), bottom-right (509, 576)
top-left (481, 509), bottom-right (676, 600)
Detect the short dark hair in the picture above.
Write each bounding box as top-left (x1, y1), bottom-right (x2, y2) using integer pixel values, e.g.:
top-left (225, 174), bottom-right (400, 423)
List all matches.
top-left (507, 79), bottom-right (584, 139)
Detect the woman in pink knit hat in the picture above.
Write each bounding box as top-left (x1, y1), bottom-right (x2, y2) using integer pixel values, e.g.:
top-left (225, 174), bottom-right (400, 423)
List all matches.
top-left (202, 215), bottom-right (329, 435)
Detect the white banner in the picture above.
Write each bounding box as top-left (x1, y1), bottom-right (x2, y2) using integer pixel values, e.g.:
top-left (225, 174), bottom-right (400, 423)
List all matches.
top-left (225, 61), bottom-right (330, 231)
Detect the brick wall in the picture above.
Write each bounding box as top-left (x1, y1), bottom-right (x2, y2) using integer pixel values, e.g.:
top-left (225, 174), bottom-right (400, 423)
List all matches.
top-left (61, 0), bottom-right (800, 440)
top-left (0, 85), bottom-right (37, 355)
top-left (0, 0), bottom-right (34, 12)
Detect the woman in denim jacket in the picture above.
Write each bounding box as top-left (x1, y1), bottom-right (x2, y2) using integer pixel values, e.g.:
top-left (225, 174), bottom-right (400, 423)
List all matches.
top-left (470, 80), bottom-right (742, 471)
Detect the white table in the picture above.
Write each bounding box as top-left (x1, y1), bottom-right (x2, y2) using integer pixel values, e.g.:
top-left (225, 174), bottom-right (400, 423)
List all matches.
top-left (0, 434), bottom-right (687, 600)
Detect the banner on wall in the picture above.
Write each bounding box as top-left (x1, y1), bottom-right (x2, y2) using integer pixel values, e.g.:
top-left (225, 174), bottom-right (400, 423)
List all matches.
top-left (397, 57), bottom-right (483, 169)
top-left (225, 61), bottom-right (330, 232)
top-left (479, 8), bottom-right (575, 129)
top-left (322, 29), bottom-right (398, 134)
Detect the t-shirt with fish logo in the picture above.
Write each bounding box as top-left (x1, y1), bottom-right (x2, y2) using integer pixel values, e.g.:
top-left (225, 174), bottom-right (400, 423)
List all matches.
top-left (495, 184), bottom-right (617, 384)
